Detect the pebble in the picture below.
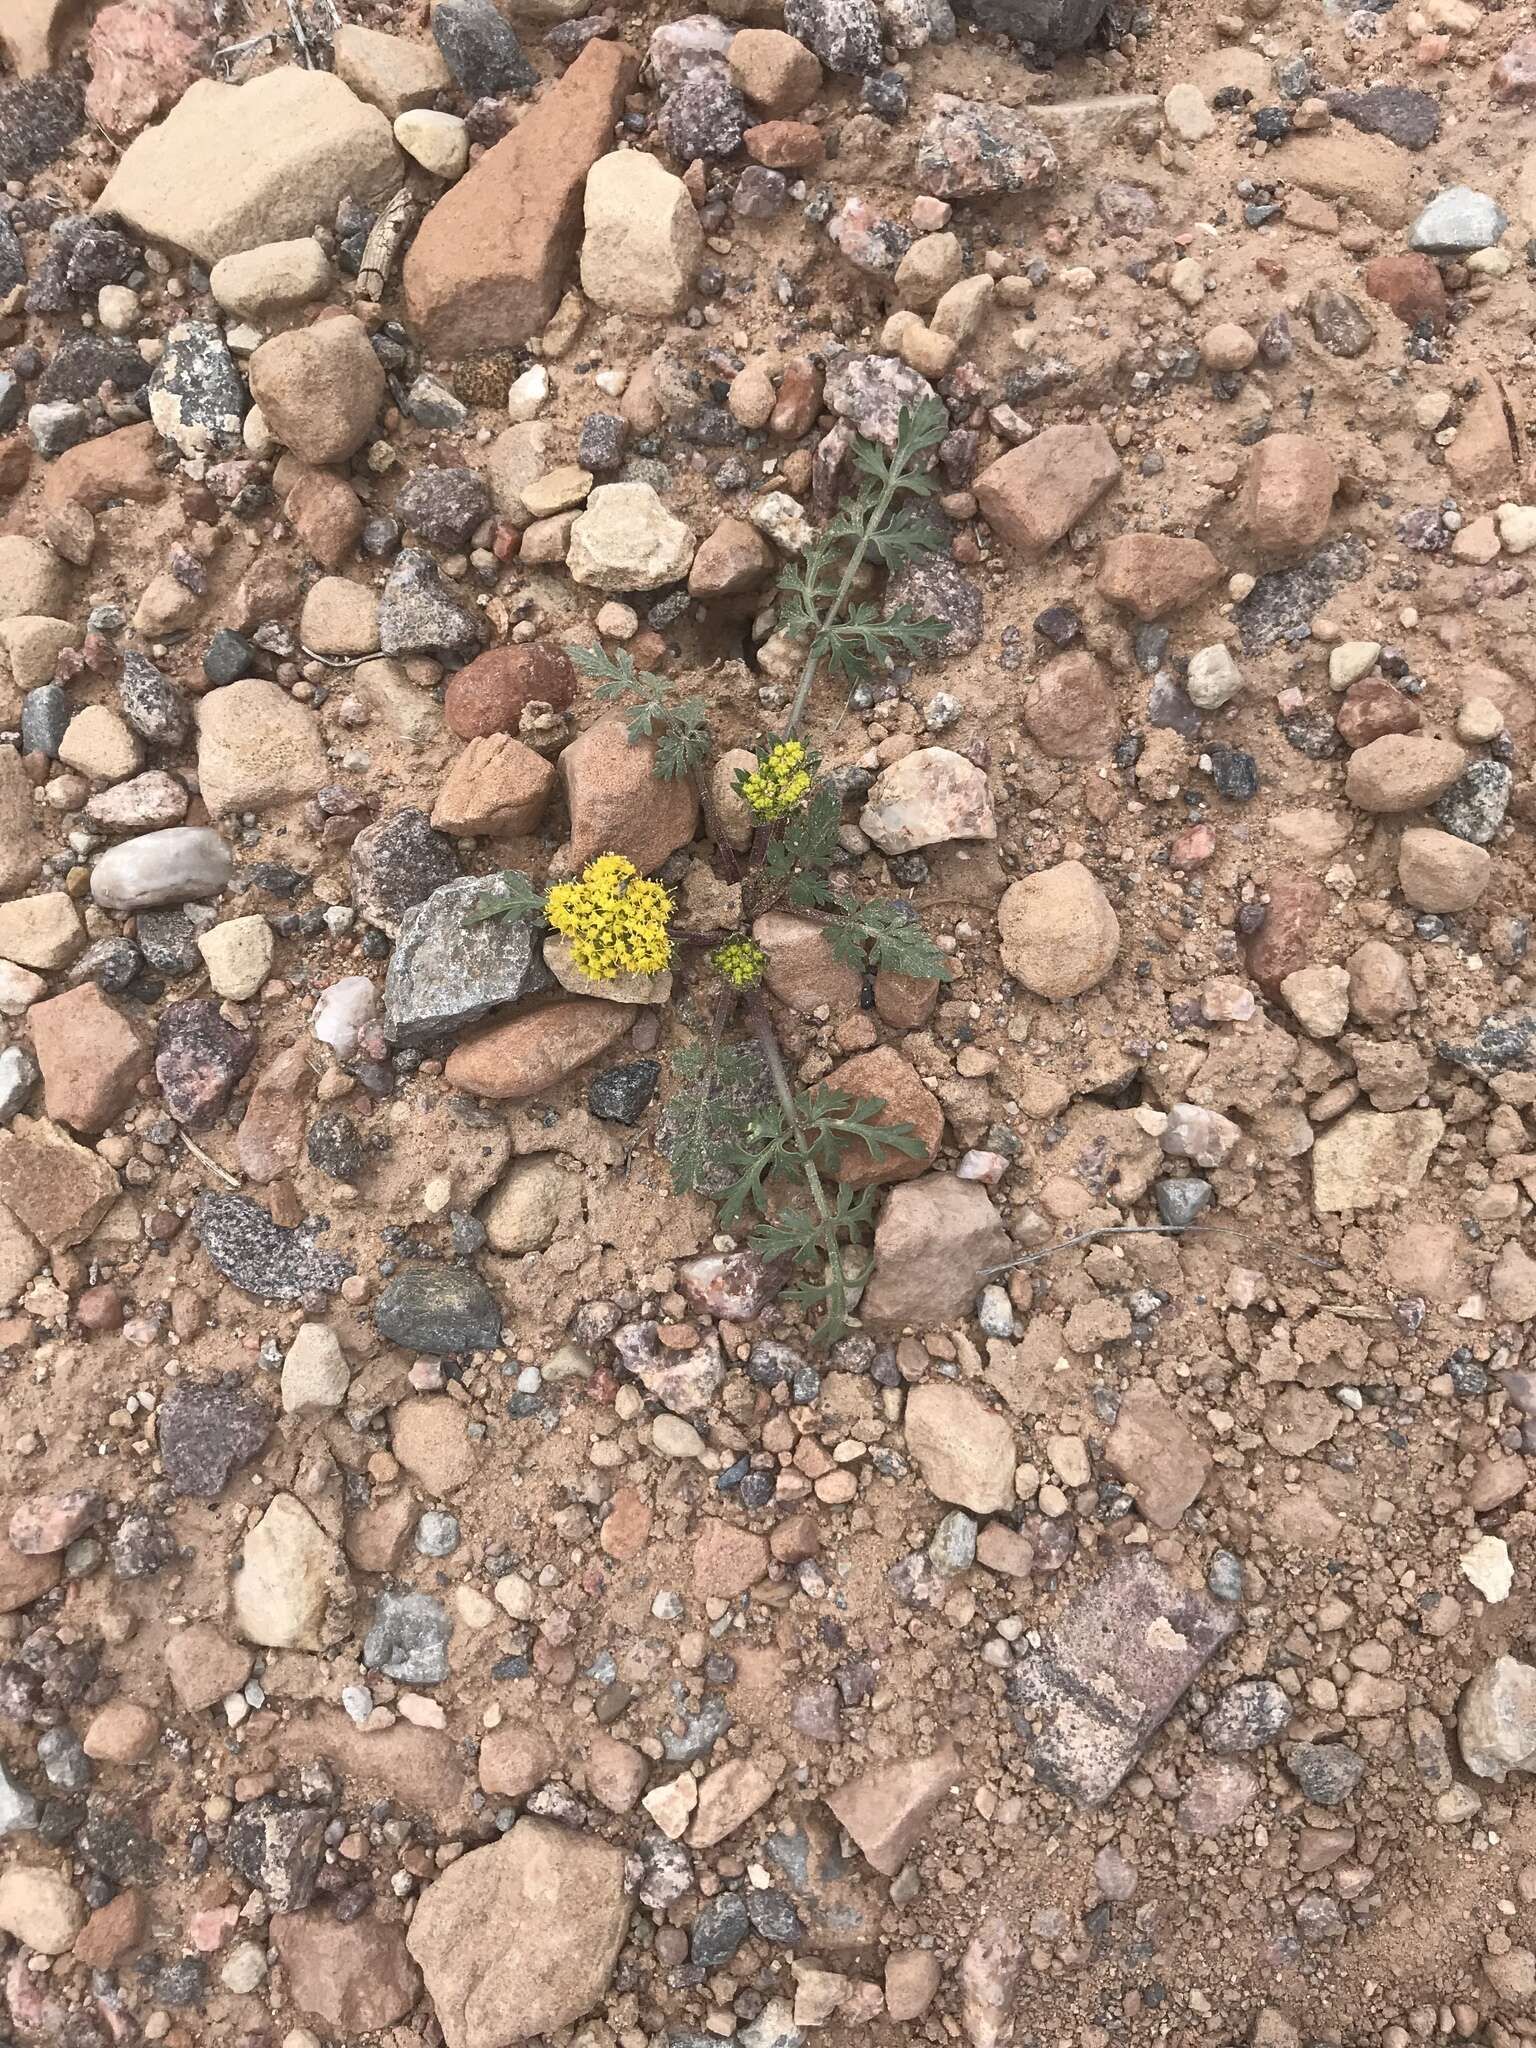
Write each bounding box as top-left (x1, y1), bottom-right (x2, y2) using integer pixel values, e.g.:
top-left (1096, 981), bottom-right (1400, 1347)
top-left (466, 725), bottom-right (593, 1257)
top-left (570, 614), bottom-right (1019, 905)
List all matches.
top-left (1409, 186), bottom-right (1509, 254)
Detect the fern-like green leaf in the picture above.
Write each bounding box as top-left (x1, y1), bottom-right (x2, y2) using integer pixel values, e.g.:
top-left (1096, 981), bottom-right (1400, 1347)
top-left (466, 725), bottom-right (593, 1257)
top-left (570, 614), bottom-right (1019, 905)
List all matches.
top-left (822, 900), bottom-right (953, 982)
top-left (466, 872), bottom-right (546, 926)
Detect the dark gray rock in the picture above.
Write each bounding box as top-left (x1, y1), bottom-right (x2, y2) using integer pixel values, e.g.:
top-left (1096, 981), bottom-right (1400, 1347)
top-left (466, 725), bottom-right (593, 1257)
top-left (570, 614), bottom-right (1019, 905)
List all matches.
top-left (0, 1760), bottom-right (38, 1837)
top-left (378, 548), bottom-right (481, 661)
top-left (884, 555), bottom-right (983, 663)
top-left (362, 1590), bottom-right (453, 1684)
top-left (1155, 1177), bottom-right (1214, 1226)
top-left (588, 1059), bottom-right (660, 1124)
top-left (1095, 180), bottom-right (1162, 238)
top-left (691, 1892), bottom-right (750, 1967)
top-left (27, 401), bottom-right (90, 457)
top-left (137, 907), bottom-right (213, 979)
top-left (0, 213), bottom-right (24, 295)
top-left (577, 412), bottom-right (627, 473)
top-left (784, 0), bottom-right (882, 72)
top-left (1202, 1679), bottom-right (1293, 1754)
top-left (396, 465), bottom-right (493, 549)
top-left (63, 225), bottom-right (138, 294)
top-left (660, 70), bottom-right (748, 159)
top-left (1308, 289), bottom-right (1375, 359)
top-left (431, 0), bottom-right (537, 96)
top-left (148, 323), bottom-right (247, 458)
top-left (734, 167), bottom-right (789, 219)
top-left (21, 686), bottom-right (70, 758)
top-left (1440, 1007), bottom-right (1536, 1078)
top-left (306, 1109), bottom-right (365, 1182)
top-left (36, 1726), bottom-right (90, 1790)
top-left (158, 1380), bottom-right (274, 1500)
top-left (1433, 759), bottom-right (1512, 846)
top-left (745, 1887), bottom-right (804, 1946)
top-left (1409, 185), bottom-right (1507, 254)
top-left (1325, 86), bottom-right (1440, 152)
top-left (203, 630), bottom-right (257, 687)
top-left (404, 375), bottom-right (469, 430)
top-left (37, 332), bottom-right (149, 403)
top-left (156, 997), bottom-right (257, 1128)
top-left (374, 1265), bottom-right (502, 1355)
top-left (70, 937), bottom-right (142, 994)
top-left (349, 807), bottom-right (461, 938)
top-left (192, 1193), bottom-right (354, 1302)
top-left (119, 652), bottom-right (191, 748)
top-left (1286, 1741), bottom-right (1365, 1806)
top-left (383, 873), bottom-right (552, 1046)
top-left (954, 0), bottom-right (1109, 46)
top-left (0, 370), bottom-right (22, 433)
top-left (0, 76), bottom-right (85, 182)
top-left (226, 1799), bottom-right (327, 1912)
top-left (1236, 536), bottom-right (1370, 655)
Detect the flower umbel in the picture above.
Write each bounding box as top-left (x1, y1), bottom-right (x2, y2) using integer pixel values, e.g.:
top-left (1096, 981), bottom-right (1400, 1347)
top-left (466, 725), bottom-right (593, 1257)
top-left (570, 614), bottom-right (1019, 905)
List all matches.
top-left (738, 740), bottom-right (814, 823)
top-left (545, 853), bottom-right (673, 981)
top-left (712, 935), bottom-right (768, 990)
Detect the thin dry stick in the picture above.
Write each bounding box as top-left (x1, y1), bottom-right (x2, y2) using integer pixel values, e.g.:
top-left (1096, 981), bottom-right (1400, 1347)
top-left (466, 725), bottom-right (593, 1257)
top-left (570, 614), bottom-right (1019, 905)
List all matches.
top-left (179, 1132), bottom-right (240, 1191)
top-left (983, 1223), bottom-right (1343, 1278)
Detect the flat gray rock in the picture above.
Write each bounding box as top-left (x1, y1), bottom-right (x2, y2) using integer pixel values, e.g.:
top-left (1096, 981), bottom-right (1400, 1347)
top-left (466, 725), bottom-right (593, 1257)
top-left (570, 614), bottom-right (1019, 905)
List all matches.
top-left (383, 873), bottom-right (551, 1044)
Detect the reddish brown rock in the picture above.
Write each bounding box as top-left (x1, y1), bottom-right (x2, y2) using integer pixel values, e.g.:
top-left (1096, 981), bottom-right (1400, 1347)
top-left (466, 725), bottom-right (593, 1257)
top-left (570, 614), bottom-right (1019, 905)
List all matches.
top-left (87, 0), bottom-right (205, 141)
top-left (687, 517), bottom-right (777, 598)
top-left (1445, 375), bottom-right (1520, 500)
top-left (403, 40), bottom-right (639, 356)
top-left (432, 735), bottom-right (556, 838)
top-left (0, 1116), bottom-right (119, 1248)
top-left (1238, 433), bottom-right (1338, 556)
top-left (443, 643), bottom-right (578, 741)
top-left (1492, 34), bottom-right (1536, 101)
top-left (1024, 650), bottom-right (1119, 761)
top-left (236, 1041), bottom-right (316, 1185)
top-left (284, 467), bottom-right (366, 570)
top-left (1242, 871), bottom-right (1329, 993)
top-left (692, 1519), bottom-right (770, 1598)
top-left (1336, 677), bottom-right (1421, 748)
top-left (874, 969), bottom-right (940, 1029)
top-left (744, 119), bottom-right (824, 168)
top-left (559, 717), bottom-right (698, 874)
top-left (479, 1723), bottom-right (558, 1800)
top-left (272, 1909), bottom-right (421, 2036)
top-left (41, 424), bottom-right (166, 511)
top-left (974, 424), bottom-right (1121, 557)
top-left (822, 1046), bottom-right (943, 1189)
top-left (598, 1485), bottom-right (652, 1562)
top-left (73, 1890), bottom-right (147, 1969)
top-left (753, 911), bottom-right (862, 1017)
top-left (1363, 252), bottom-right (1448, 328)
top-left (444, 999), bottom-right (636, 1101)
top-left (826, 1745), bottom-right (963, 1876)
top-left (1096, 533), bottom-right (1222, 619)
top-left (1105, 1380), bottom-right (1210, 1529)
top-left (28, 983), bottom-right (154, 1136)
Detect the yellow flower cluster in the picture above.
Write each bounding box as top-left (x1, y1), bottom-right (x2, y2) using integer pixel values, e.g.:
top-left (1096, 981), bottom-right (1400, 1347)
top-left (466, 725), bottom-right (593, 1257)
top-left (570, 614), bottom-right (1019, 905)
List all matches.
top-left (738, 739), bottom-right (813, 822)
top-left (546, 854), bottom-right (673, 981)
top-left (712, 936), bottom-right (768, 989)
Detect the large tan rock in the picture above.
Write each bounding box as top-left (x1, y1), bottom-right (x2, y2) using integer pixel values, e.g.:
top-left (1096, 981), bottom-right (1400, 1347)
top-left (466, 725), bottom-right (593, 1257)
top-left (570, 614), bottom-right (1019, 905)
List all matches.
top-left (406, 1819), bottom-right (629, 2047)
top-left (904, 1381), bottom-right (1015, 1513)
top-left (333, 22), bottom-right (451, 118)
top-left (196, 679), bottom-right (329, 817)
top-left (1312, 1109), bottom-right (1444, 1214)
top-left (0, 1116), bottom-right (119, 1248)
top-left (247, 316), bottom-right (385, 468)
top-left (445, 1000), bottom-right (636, 1101)
top-left (1096, 532), bottom-right (1222, 619)
top-left (0, 538), bottom-right (70, 625)
top-left (861, 1174), bottom-right (1010, 1327)
top-left (29, 984), bottom-right (153, 1136)
top-left (232, 1493), bottom-right (345, 1651)
top-left (272, 1910), bottom-right (421, 2035)
top-left (998, 861), bottom-right (1120, 998)
top-left (0, 892), bottom-right (83, 971)
top-left (0, 1866), bottom-right (85, 1955)
top-left (566, 482), bottom-right (695, 593)
top-left (580, 149), bottom-right (704, 316)
top-left (1345, 733), bottom-right (1466, 813)
top-left (1397, 826), bottom-right (1491, 912)
top-left (559, 716), bottom-right (698, 872)
top-left (404, 40), bottom-right (638, 355)
top-left (825, 1745), bottom-right (963, 1876)
top-left (96, 69), bottom-right (400, 265)
top-left (432, 735), bottom-right (556, 838)
top-left (974, 425), bottom-right (1120, 557)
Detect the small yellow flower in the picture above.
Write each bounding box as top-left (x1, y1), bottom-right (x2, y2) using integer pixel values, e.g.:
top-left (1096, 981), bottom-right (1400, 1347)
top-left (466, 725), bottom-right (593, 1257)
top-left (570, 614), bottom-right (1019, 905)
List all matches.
top-left (546, 853), bottom-right (673, 981)
top-left (712, 935), bottom-right (768, 990)
top-left (738, 740), bottom-right (814, 823)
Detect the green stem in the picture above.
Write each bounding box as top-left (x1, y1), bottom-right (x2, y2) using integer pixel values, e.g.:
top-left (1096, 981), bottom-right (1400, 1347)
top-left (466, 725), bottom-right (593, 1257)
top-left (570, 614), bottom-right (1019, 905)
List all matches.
top-left (782, 454), bottom-right (910, 743)
top-left (746, 992), bottom-right (847, 1342)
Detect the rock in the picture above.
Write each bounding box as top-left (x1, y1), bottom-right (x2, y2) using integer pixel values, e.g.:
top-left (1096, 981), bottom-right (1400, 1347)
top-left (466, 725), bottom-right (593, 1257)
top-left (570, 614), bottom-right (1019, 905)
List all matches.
top-left (974, 425), bottom-right (1120, 557)
top-left (1311, 1109), bottom-right (1443, 1214)
top-left (146, 321), bottom-right (246, 462)
top-left (334, 23), bottom-right (452, 119)
top-left (364, 1589), bottom-right (453, 1683)
top-left (826, 1744), bottom-right (962, 1874)
top-left (1397, 827), bottom-right (1490, 913)
top-left (397, 466), bottom-right (492, 551)
top-left (1325, 84), bottom-right (1438, 152)
top-left (480, 1156), bottom-right (568, 1254)
top-left (378, 549), bottom-right (481, 661)
top-left (1434, 759), bottom-right (1511, 846)
top-left (1280, 964), bottom-right (1350, 1039)
top-left (84, 771), bottom-right (189, 836)
top-left (397, 108), bottom-right (470, 179)
top-left (58, 703), bottom-right (142, 781)
top-left (85, 0), bottom-right (204, 141)
top-left (299, 577), bottom-right (381, 659)
top-left (883, 555), bottom-right (983, 661)
top-left (1364, 251), bottom-right (1447, 328)
top-left (233, 1493), bottom-right (344, 1651)
top-left (432, 0), bottom-right (536, 95)
top-left (1008, 1555), bottom-right (1237, 1806)
top-left (444, 644), bottom-right (577, 739)
top-left (0, 538), bottom-right (70, 625)
top-left (281, 1323), bottom-right (350, 1414)
top-left (1023, 650), bottom-right (1118, 761)
top-left (10, 1489), bottom-right (102, 1556)
top-left (0, 1865), bottom-right (85, 1954)
top-left (376, 1268), bottom-right (502, 1356)
top-left (433, 735), bottom-right (557, 839)
top-left (567, 482), bottom-right (695, 592)
top-left (913, 95), bottom-right (1056, 199)
top-left (1345, 734), bottom-right (1466, 813)
top-left (0, 1115), bottom-right (119, 1249)
top-left (480, 1723), bottom-right (558, 1800)
top-left (405, 1819), bottom-right (629, 2047)
top-left (783, 0), bottom-right (880, 71)
top-left (193, 1190), bottom-right (354, 1301)
top-left (825, 353), bottom-right (938, 447)
top-left (1491, 1243), bottom-right (1536, 1322)
top-left (957, 0), bottom-right (1109, 47)
top-left (1409, 186), bottom-right (1509, 255)
top-left (248, 316), bottom-right (383, 467)
top-left (164, 1622), bottom-right (253, 1712)
top-left (589, 1060), bottom-right (661, 1124)
top-left (96, 69), bottom-right (399, 267)
top-left (859, 747), bottom-right (994, 853)
top-left (403, 40), bottom-right (638, 356)
top-left (861, 1174), bottom-right (1009, 1326)
top-left (0, 0), bottom-right (78, 78)
top-left (29, 984), bottom-right (152, 1135)
top-left (155, 997), bottom-right (256, 1128)
top-left (1239, 434), bottom-right (1338, 556)
top-left (821, 1046), bottom-right (941, 1188)
top-left (195, 678), bottom-right (328, 818)
top-left (0, 74), bottom-right (84, 183)
top-left (445, 1000), bottom-right (637, 1100)
top-left (1203, 1680), bottom-right (1293, 1754)
top-left (904, 1382), bottom-right (1014, 1513)
top-left (1096, 533), bottom-right (1222, 619)
top-left (1243, 871), bottom-right (1328, 994)
top-left (1286, 1742), bottom-right (1365, 1807)
top-left (1308, 288), bottom-right (1376, 359)
top-left (227, 1797), bottom-right (326, 1911)
top-left (1179, 1759), bottom-right (1258, 1837)
top-left (1336, 676), bottom-right (1419, 748)
top-left (998, 860), bottom-right (1119, 998)
top-left (118, 651), bottom-right (190, 748)
top-left (729, 28), bottom-right (822, 113)
top-left (1459, 1656), bottom-right (1536, 1780)
top-left (693, 1519), bottom-right (770, 1597)
top-left (384, 875), bottom-right (551, 1047)
top-left (159, 1380), bottom-right (272, 1499)
top-left (0, 893), bottom-right (82, 972)
top-left (690, 518), bottom-right (778, 597)
top-left (272, 1911), bottom-right (421, 2036)
top-left (1105, 1380), bottom-right (1209, 1529)
top-left (753, 911), bottom-right (862, 1016)
top-left (350, 808), bottom-right (460, 937)
top-left (559, 716), bottom-right (698, 871)
top-left (885, 1949), bottom-right (942, 2022)
top-left (1186, 643), bottom-right (1243, 711)
top-left (90, 827), bottom-right (231, 914)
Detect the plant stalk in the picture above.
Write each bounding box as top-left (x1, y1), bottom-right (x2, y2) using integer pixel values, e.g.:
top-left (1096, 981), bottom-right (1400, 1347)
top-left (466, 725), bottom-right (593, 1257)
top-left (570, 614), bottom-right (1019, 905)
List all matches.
top-left (782, 452), bottom-right (913, 743)
top-left (745, 992), bottom-right (847, 1340)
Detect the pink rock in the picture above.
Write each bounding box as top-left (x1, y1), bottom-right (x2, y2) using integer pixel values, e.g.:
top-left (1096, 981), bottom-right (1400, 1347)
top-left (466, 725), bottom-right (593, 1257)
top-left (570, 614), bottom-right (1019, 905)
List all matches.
top-left (9, 1489), bottom-right (103, 1555)
top-left (1170, 823), bottom-right (1216, 869)
top-left (188, 1904), bottom-right (238, 1954)
top-left (87, 0), bottom-right (206, 142)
